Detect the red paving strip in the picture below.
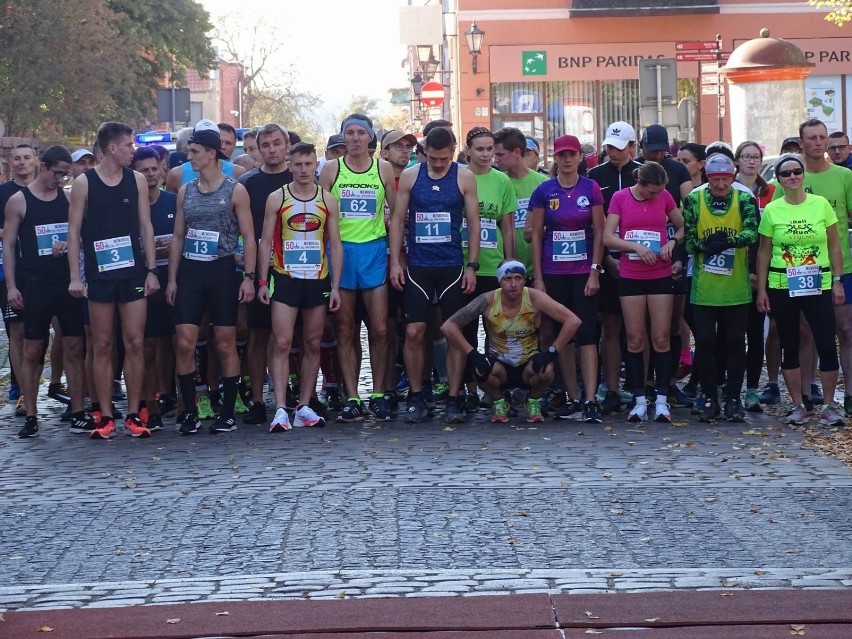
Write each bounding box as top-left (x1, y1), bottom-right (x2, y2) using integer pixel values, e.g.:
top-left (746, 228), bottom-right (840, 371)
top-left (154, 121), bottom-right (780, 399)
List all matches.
top-left (564, 626), bottom-right (852, 638)
top-left (249, 633), bottom-right (562, 639)
top-left (552, 589), bottom-right (852, 627)
top-left (0, 594), bottom-right (556, 639)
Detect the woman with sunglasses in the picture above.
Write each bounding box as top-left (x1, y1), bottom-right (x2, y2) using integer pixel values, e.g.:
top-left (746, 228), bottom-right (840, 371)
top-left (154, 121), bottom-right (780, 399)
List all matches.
top-left (756, 154), bottom-right (845, 426)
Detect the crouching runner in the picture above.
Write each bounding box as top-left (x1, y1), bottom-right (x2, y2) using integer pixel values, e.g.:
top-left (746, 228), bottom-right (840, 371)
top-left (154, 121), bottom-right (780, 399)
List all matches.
top-left (440, 260), bottom-right (581, 422)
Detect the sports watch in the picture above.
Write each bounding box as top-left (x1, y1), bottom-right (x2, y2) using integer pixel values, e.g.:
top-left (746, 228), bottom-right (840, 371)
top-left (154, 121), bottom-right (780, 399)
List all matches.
top-left (466, 262), bottom-right (480, 272)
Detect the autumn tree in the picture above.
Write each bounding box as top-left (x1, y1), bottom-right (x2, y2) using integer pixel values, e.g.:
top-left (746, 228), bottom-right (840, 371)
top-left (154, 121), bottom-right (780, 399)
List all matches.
top-left (809, 0), bottom-right (852, 26)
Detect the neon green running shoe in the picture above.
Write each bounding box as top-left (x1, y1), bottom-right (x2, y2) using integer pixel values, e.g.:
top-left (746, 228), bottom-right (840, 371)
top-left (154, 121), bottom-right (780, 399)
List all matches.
top-left (491, 397), bottom-right (510, 423)
top-left (233, 393), bottom-right (250, 414)
top-left (196, 395), bottom-right (215, 420)
top-left (526, 397), bottom-right (544, 423)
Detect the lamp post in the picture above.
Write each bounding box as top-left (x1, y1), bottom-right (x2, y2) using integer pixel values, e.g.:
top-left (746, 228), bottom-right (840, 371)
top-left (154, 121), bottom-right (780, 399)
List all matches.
top-left (464, 22), bottom-right (485, 74)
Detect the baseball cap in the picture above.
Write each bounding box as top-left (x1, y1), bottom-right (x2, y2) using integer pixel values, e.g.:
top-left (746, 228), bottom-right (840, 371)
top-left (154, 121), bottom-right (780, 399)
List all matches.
top-left (525, 137), bottom-right (540, 154)
top-left (194, 119), bottom-right (220, 133)
top-left (382, 130), bottom-right (417, 149)
top-left (780, 136), bottom-right (802, 152)
top-left (603, 121), bottom-right (636, 150)
top-left (704, 154), bottom-right (736, 177)
top-left (71, 149), bottom-right (94, 162)
top-left (553, 135), bottom-right (582, 154)
top-left (640, 124), bottom-right (669, 152)
top-left (188, 121), bottom-right (229, 161)
top-left (326, 134), bottom-right (345, 150)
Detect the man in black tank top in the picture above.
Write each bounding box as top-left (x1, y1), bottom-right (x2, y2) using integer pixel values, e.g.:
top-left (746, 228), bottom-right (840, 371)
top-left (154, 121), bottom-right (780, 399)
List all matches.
top-left (3, 146), bottom-right (96, 438)
top-left (68, 122), bottom-right (160, 440)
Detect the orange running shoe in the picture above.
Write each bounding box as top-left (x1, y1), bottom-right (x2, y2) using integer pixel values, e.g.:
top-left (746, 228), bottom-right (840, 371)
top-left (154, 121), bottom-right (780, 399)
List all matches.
top-left (124, 414), bottom-right (152, 438)
top-left (90, 417), bottom-right (116, 439)
top-left (138, 406), bottom-right (149, 425)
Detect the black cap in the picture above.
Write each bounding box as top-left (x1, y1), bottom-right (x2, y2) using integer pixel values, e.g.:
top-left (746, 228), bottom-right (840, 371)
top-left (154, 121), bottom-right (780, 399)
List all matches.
top-left (780, 136), bottom-right (802, 152)
top-left (641, 124), bottom-right (669, 152)
top-left (188, 129), bottom-right (229, 161)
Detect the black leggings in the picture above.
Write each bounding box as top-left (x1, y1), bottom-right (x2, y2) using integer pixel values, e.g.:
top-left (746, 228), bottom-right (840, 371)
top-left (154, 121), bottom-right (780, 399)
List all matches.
top-left (768, 289), bottom-right (838, 372)
top-left (746, 295), bottom-right (766, 389)
top-left (692, 303), bottom-right (749, 401)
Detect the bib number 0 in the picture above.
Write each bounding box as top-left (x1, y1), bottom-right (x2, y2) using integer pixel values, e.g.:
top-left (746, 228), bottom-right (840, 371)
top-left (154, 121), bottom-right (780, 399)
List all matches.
top-left (461, 218), bottom-right (497, 249)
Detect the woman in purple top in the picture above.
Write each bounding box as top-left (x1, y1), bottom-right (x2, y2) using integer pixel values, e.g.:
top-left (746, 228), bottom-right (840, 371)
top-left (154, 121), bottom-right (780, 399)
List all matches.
top-left (529, 134), bottom-right (605, 423)
top-left (603, 161), bottom-right (684, 424)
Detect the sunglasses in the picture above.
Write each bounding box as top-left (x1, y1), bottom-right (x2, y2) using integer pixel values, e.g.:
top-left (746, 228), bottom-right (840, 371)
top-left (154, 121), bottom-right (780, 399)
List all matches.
top-left (777, 168), bottom-right (804, 178)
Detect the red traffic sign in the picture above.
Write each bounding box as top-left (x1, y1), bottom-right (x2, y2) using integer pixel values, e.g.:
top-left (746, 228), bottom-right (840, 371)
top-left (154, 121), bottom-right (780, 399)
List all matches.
top-left (676, 40), bottom-right (719, 51)
top-left (677, 51), bottom-right (730, 62)
top-left (420, 81), bottom-right (445, 107)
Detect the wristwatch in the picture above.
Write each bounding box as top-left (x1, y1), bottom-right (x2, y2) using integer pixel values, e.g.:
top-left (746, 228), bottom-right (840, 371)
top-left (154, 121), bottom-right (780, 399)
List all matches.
top-left (591, 263), bottom-right (604, 274)
top-left (146, 267), bottom-right (158, 275)
top-left (243, 271), bottom-right (256, 280)
top-left (833, 275), bottom-right (843, 283)
top-left (466, 261), bottom-right (480, 272)
top-left (548, 345), bottom-right (558, 355)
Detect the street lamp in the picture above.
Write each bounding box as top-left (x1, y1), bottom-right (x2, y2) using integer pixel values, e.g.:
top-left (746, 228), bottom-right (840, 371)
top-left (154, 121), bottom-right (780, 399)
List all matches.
top-left (464, 22), bottom-right (485, 75)
top-left (411, 72), bottom-right (424, 98)
top-left (416, 45), bottom-right (433, 66)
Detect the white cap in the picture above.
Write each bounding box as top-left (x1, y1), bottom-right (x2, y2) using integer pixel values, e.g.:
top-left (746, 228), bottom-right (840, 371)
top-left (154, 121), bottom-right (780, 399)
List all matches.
top-left (194, 119), bottom-right (220, 133)
top-left (71, 149), bottom-right (93, 162)
top-left (602, 121), bottom-right (636, 150)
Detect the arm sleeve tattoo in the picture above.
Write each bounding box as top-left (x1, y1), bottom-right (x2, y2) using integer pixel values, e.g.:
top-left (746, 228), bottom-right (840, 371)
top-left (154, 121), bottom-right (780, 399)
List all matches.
top-left (447, 294), bottom-right (488, 328)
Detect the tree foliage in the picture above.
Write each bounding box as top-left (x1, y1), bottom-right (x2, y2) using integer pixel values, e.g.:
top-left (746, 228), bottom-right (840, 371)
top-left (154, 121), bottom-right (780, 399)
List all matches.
top-left (809, 0), bottom-right (852, 26)
top-left (0, 0), bottom-right (214, 137)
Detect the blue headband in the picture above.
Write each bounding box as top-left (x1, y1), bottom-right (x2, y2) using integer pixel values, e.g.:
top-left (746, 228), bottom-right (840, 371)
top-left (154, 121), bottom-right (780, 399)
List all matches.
top-left (496, 260), bottom-right (527, 282)
top-left (342, 118), bottom-right (375, 140)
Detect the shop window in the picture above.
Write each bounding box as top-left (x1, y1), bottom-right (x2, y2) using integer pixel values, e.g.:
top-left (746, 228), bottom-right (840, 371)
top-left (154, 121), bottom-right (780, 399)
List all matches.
top-left (599, 79), bottom-right (640, 139)
top-left (570, 0), bottom-right (718, 17)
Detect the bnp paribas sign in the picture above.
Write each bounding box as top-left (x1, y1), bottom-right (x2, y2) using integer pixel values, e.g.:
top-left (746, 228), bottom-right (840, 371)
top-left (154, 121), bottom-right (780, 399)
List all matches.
top-left (522, 51), bottom-right (547, 75)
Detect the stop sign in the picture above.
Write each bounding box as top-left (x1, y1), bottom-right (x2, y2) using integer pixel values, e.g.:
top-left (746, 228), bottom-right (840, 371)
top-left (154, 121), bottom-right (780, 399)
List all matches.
top-left (420, 81), bottom-right (445, 107)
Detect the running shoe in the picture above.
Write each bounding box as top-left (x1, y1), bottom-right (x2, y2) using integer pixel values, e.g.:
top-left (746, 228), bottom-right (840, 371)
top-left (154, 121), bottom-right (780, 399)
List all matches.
top-left (395, 370), bottom-right (410, 394)
top-left (555, 399), bottom-right (583, 421)
top-left (146, 413), bottom-right (164, 432)
top-left (654, 401), bottom-right (672, 423)
top-left (803, 394), bottom-right (815, 413)
top-left (445, 397), bottom-right (466, 424)
top-left (845, 395), bottom-right (852, 417)
top-left (368, 395), bottom-right (392, 422)
top-left (196, 395), bottom-right (215, 420)
top-left (384, 392), bottom-right (399, 417)
top-left (178, 412), bottom-right (202, 435)
top-left (691, 394), bottom-right (706, 416)
top-left (744, 389), bottom-right (763, 413)
top-left (138, 406), bottom-right (149, 425)
top-left (326, 386), bottom-right (344, 411)
top-left (681, 382), bottom-right (698, 399)
top-left (112, 380), bottom-right (126, 401)
top-left (627, 402), bottom-right (647, 424)
top-left (600, 391), bottom-right (621, 415)
top-left (59, 406), bottom-right (73, 422)
top-left (286, 381), bottom-right (300, 409)
top-left (269, 407), bottom-right (291, 433)
top-left (90, 417), bottom-right (117, 439)
top-left (210, 415), bottom-right (238, 434)
top-left (548, 388), bottom-right (568, 411)
top-left (526, 397), bottom-right (544, 423)
top-left (422, 383), bottom-right (436, 411)
top-left (47, 383), bottom-right (71, 405)
top-left (759, 383), bottom-right (781, 405)
top-left (819, 404), bottom-right (846, 427)
top-left (111, 402), bottom-right (123, 419)
top-left (309, 395), bottom-right (329, 419)
top-left (8, 381), bottom-right (20, 401)
top-left (784, 404), bottom-right (809, 425)
top-left (294, 404), bottom-right (326, 428)
top-left (463, 391), bottom-right (480, 413)
top-left (491, 397), bottom-right (510, 423)
top-left (505, 390), bottom-right (519, 417)
top-left (157, 394), bottom-right (177, 418)
top-left (15, 396), bottom-right (26, 417)
top-left (811, 383), bottom-right (824, 404)
top-left (233, 393), bottom-right (250, 415)
top-left (583, 400), bottom-right (603, 424)
top-left (724, 399), bottom-right (746, 423)
top-left (243, 400), bottom-right (267, 425)
top-left (433, 381), bottom-right (449, 403)
top-left (125, 414), bottom-right (151, 438)
top-left (699, 400), bottom-right (721, 423)
top-left (337, 398), bottom-right (366, 423)
top-left (18, 416), bottom-right (39, 439)
top-left (405, 395), bottom-right (429, 423)
top-left (667, 385), bottom-right (693, 409)
top-left (69, 413), bottom-right (98, 434)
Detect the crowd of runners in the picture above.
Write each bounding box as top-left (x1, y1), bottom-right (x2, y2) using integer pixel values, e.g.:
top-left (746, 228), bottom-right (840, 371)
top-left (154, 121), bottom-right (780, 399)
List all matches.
top-left (2, 113), bottom-right (852, 439)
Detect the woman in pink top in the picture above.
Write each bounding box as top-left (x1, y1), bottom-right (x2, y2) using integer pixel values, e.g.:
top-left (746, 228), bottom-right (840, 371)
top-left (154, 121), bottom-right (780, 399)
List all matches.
top-left (603, 161), bottom-right (684, 423)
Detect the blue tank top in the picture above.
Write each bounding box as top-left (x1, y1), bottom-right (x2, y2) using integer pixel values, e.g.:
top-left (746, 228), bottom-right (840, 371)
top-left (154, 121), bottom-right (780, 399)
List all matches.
top-left (407, 162), bottom-right (465, 268)
top-left (181, 161), bottom-right (236, 185)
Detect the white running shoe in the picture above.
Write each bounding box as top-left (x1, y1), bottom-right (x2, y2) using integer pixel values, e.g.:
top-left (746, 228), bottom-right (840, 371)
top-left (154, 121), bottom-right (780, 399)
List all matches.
top-left (654, 401), bottom-right (672, 423)
top-left (269, 407), bottom-right (291, 433)
top-left (628, 401), bottom-right (647, 424)
top-left (294, 404), bottom-right (326, 428)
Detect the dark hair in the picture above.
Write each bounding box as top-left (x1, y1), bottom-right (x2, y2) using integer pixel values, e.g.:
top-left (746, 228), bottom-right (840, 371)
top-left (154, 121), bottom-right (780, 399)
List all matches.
top-left (243, 128), bottom-right (259, 141)
top-left (150, 145), bottom-right (170, 162)
top-left (13, 143), bottom-right (35, 153)
top-left (424, 127), bottom-right (456, 151)
top-left (217, 122), bottom-right (237, 137)
top-left (422, 119), bottom-right (452, 136)
top-left (41, 145), bottom-right (72, 168)
top-left (679, 142), bottom-right (706, 162)
top-left (492, 127), bottom-right (526, 154)
top-left (799, 118), bottom-right (826, 139)
top-left (131, 146), bottom-right (160, 169)
top-left (829, 131), bottom-right (849, 142)
top-left (633, 161), bottom-right (668, 186)
top-left (289, 142), bottom-right (316, 158)
top-left (465, 126), bottom-right (493, 147)
top-left (734, 140), bottom-right (769, 195)
top-left (288, 131), bottom-right (302, 145)
top-left (96, 122), bottom-right (133, 153)
top-left (92, 142), bottom-right (101, 157)
top-left (343, 112), bottom-right (373, 130)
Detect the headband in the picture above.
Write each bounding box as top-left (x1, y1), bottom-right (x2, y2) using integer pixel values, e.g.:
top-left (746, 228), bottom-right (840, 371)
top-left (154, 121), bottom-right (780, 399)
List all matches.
top-left (496, 260), bottom-right (527, 282)
top-left (774, 153), bottom-right (805, 176)
top-left (342, 117), bottom-right (375, 140)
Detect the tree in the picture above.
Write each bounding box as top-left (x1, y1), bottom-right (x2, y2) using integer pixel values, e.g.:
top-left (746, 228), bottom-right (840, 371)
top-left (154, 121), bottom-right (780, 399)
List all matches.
top-left (809, 0), bottom-right (852, 26)
top-left (251, 85), bottom-right (325, 145)
top-left (337, 96), bottom-right (383, 129)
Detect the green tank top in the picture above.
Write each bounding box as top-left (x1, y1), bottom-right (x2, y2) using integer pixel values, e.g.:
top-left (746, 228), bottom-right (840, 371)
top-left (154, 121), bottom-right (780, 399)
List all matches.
top-left (330, 157), bottom-right (387, 243)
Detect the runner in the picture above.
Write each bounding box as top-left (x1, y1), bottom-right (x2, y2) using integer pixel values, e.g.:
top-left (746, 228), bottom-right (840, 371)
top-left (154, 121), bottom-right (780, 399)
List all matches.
top-left (3, 146), bottom-right (95, 438)
top-left (440, 260), bottom-right (581, 423)
top-left (165, 120), bottom-right (246, 193)
top-left (389, 126), bottom-right (480, 423)
top-left (319, 113), bottom-right (397, 422)
top-left (257, 142), bottom-right (342, 432)
top-left (67, 122), bottom-right (160, 438)
top-left (166, 123), bottom-right (257, 435)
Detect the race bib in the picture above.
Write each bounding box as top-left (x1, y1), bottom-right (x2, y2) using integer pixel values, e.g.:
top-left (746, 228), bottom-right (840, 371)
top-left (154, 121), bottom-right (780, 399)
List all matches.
top-left (552, 229), bottom-right (587, 262)
top-left (154, 234), bottom-right (172, 267)
top-left (624, 229), bottom-right (661, 261)
top-left (35, 222), bottom-right (68, 256)
top-left (284, 239), bottom-right (321, 271)
top-left (514, 198), bottom-right (529, 229)
top-left (461, 218), bottom-right (498, 249)
top-left (184, 228), bottom-right (219, 261)
top-left (787, 264), bottom-right (822, 297)
top-left (415, 211), bottom-right (451, 244)
top-left (703, 248), bottom-right (735, 276)
top-left (340, 187), bottom-right (377, 220)
top-left (94, 236), bottom-right (134, 272)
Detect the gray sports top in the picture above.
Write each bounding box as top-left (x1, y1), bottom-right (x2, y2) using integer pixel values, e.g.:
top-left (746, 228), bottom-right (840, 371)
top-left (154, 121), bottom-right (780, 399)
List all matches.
top-left (182, 176), bottom-right (240, 258)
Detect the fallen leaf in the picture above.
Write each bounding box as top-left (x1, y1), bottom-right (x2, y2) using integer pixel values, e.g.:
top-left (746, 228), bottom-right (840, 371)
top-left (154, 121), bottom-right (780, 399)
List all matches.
top-left (507, 538), bottom-right (517, 545)
top-left (443, 427), bottom-right (455, 432)
top-left (515, 510), bottom-right (529, 517)
top-left (37, 627), bottom-right (53, 633)
top-left (336, 592), bottom-right (347, 599)
top-left (585, 631), bottom-right (603, 635)
top-left (125, 482), bottom-right (137, 489)
top-left (720, 592), bottom-right (734, 597)
top-left (584, 611), bottom-right (600, 619)
top-left (166, 619), bottom-right (180, 624)
top-left (645, 617), bottom-right (661, 623)
top-left (601, 472), bottom-right (613, 479)
top-left (215, 611), bottom-right (229, 616)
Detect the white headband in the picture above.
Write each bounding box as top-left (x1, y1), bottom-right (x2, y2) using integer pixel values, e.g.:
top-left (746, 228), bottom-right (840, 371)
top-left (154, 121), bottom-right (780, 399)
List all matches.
top-left (496, 260), bottom-right (527, 282)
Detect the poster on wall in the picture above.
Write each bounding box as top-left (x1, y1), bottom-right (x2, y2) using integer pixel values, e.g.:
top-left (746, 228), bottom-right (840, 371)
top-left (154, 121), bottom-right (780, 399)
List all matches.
top-left (805, 75), bottom-right (842, 132)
